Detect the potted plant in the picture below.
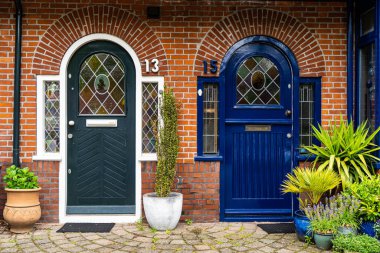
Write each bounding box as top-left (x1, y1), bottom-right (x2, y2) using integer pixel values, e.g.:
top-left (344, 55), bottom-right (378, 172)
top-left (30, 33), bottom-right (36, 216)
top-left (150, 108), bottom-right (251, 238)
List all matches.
top-left (143, 88), bottom-right (181, 230)
top-left (303, 118), bottom-right (380, 188)
top-left (3, 165), bottom-right (41, 233)
top-left (374, 220), bottom-right (380, 240)
top-left (346, 176), bottom-right (380, 237)
top-left (332, 193), bottom-right (360, 235)
top-left (281, 167), bottom-right (341, 241)
top-left (332, 234), bottom-right (380, 253)
top-left (304, 200), bottom-right (339, 250)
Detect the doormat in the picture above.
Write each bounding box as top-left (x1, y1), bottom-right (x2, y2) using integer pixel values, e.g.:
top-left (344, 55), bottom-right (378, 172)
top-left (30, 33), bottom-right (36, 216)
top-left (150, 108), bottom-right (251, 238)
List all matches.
top-left (257, 223), bottom-right (295, 234)
top-left (57, 223), bottom-right (115, 233)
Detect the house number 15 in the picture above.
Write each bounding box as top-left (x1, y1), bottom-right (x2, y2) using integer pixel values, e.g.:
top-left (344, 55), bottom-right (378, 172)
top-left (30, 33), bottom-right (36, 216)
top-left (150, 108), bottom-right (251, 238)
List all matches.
top-left (145, 59), bottom-right (159, 73)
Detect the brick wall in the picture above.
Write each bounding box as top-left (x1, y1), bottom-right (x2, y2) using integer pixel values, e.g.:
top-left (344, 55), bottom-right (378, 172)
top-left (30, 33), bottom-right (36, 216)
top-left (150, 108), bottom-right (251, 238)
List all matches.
top-left (142, 161), bottom-right (220, 222)
top-left (0, 0), bottom-right (347, 222)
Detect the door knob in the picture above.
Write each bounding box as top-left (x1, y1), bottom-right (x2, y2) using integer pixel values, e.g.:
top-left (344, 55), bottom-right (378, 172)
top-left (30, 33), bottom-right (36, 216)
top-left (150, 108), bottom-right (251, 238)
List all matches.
top-left (286, 133), bottom-right (292, 139)
top-left (285, 110), bottom-right (292, 117)
top-left (68, 120), bottom-right (75, 126)
top-left (68, 134), bottom-right (73, 139)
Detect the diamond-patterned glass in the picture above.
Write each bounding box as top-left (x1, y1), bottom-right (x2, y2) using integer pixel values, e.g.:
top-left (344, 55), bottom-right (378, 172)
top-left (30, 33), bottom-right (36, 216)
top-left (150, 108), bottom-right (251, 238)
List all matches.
top-left (142, 82), bottom-right (158, 153)
top-left (44, 81), bottom-right (60, 152)
top-left (79, 53), bottom-right (126, 115)
top-left (236, 57), bottom-right (280, 105)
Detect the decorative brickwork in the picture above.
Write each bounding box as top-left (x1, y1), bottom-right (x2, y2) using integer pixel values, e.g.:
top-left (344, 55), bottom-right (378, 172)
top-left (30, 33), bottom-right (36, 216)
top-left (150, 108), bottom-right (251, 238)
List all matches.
top-left (195, 8), bottom-right (326, 77)
top-left (31, 5), bottom-right (168, 76)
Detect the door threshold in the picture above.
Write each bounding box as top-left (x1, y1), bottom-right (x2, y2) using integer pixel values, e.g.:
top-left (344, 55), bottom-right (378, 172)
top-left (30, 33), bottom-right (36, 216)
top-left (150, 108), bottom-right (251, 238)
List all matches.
top-left (60, 214), bottom-right (140, 223)
top-left (222, 216), bottom-right (294, 222)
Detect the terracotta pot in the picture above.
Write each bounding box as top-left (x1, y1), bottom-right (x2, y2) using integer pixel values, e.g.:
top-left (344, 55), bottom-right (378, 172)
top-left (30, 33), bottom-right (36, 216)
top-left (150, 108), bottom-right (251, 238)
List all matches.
top-left (3, 188), bottom-right (41, 233)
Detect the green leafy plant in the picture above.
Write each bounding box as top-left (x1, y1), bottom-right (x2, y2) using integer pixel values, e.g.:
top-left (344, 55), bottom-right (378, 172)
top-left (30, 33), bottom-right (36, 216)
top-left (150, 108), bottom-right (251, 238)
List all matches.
top-left (3, 165), bottom-right (39, 189)
top-left (155, 88), bottom-right (180, 197)
top-left (374, 220), bottom-right (380, 239)
top-left (302, 118), bottom-right (380, 188)
top-left (185, 218), bottom-right (193, 225)
top-left (281, 167), bottom-right (341, 209)
top-left (136, 218), bottom-right (144, 231)
top-left (304, 201), bottom-right (339, 234)
top-left (332, 234), bottom-right (380, 253)
top-left (346, 176), bottom-right (380, 222)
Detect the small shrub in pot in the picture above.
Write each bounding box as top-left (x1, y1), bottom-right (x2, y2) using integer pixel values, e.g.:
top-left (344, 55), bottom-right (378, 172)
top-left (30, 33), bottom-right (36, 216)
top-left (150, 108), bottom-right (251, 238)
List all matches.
top-left (3, 165), bottom-right (41, 233)
top-left (143, 88), bottom-right (182, 230)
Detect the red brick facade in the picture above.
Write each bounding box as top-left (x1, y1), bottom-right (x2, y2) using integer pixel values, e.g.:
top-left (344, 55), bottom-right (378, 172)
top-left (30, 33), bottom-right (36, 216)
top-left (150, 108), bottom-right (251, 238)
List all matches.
top-left (0, 0), bottom-right (347, 222)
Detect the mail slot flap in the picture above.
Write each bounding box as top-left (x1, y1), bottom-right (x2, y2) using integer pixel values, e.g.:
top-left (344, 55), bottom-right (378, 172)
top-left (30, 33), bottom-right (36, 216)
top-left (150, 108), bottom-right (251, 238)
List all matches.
top-left (86, 119), bottom-right (117, 127)
top-left (245, 125), bottom-right (271, 132)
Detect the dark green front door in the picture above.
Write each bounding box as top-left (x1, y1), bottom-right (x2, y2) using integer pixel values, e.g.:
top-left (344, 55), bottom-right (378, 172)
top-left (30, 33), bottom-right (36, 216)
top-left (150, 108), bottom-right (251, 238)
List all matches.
top-left (67, 41), bottom-right (136, 214)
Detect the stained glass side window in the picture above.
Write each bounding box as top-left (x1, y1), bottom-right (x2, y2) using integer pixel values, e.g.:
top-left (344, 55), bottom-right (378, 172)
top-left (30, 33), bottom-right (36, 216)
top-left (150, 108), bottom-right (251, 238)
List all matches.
top-left (79, 53), bottom-right (126, 115)
top-left (359, 43), bottom-right (376, 130)
top-left (299, 83), bottom-right (314, 148)
top-left (45, 81), bottom-right (60, 153)
top-left (142, 82), bottom-right (158, 153)
top-left (236, 57), bottom-right (280, 105)
top-left (203, 83), bottom-right (219, 154)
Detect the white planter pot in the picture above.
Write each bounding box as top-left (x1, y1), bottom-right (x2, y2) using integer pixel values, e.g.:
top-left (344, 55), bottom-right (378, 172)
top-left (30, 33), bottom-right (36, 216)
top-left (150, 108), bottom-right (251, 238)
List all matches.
top-left (143, 192), bottom-right (183, 230)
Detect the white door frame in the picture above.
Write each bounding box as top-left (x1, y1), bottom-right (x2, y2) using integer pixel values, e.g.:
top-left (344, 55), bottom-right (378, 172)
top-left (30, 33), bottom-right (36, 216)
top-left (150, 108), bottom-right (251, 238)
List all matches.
top-left (58, 34), bottom-right (142, 223)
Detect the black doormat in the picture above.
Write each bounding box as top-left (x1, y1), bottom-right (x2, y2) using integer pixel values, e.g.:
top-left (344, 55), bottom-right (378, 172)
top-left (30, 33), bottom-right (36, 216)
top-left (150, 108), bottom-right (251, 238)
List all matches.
top-left (57, 223), bottom-right (115, 233)
top-left (257, 222), bottom-right (295, 234)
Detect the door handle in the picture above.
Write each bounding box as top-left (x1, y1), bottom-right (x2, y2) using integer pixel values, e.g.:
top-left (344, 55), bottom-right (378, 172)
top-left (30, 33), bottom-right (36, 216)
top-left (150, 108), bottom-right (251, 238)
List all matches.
top-left (68, 120), bottom-right (75, 126)
top-left (285, 110), bottom-right (292, 117)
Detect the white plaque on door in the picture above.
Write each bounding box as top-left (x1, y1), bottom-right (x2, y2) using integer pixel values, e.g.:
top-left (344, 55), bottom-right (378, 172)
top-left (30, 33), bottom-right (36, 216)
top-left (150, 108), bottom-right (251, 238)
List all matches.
top-left (86, 119), bottom-right (117, 127)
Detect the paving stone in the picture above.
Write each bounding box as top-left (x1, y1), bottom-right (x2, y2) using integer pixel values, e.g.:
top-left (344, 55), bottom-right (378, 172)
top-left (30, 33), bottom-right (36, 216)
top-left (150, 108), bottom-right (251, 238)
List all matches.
top-left (0, 222), bottom-right (328, 253)
top-left (170, 239), bottom-right (186, 245)
top-left (0, 248), bottom-right (18, 253)
top-left (277, 249), bottom-right (296, 253)
top-left (83, 243), bottom-right (103, 249)
top-left (194, 244), bottom-right (211, 250)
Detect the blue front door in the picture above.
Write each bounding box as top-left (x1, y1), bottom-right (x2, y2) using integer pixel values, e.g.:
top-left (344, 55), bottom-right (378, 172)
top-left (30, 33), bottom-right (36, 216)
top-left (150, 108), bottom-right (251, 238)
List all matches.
top-left (223, 42), bottom-right (294, 221)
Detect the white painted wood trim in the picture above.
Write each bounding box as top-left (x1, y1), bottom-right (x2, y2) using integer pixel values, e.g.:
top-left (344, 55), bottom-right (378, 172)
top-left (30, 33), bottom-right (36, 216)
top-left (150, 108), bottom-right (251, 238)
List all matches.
top-left (33, 75), bottom-right (62, 162)
top-left (140, 76), bottom-right (164, 162)
top-left (58, 34), bottom-right (143, 223)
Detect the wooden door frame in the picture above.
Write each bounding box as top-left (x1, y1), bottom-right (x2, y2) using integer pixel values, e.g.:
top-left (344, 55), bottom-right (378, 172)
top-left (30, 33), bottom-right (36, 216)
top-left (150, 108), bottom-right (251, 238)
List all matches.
top-left (57, 34), bottom-right (142, 223)
top-left (219, 36), bottom-right (300, 221)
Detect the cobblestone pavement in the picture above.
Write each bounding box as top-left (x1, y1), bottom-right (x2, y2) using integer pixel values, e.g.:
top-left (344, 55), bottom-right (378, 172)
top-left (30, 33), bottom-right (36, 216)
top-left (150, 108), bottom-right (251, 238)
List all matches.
top-left (0, 222), bottom-right (330, 252)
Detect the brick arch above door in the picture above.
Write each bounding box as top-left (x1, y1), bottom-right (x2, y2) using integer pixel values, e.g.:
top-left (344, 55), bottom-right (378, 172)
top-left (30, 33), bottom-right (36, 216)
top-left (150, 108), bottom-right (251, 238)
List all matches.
top-left (31, 5), bottom-right (168, 76)
top-left (194, 8), bottom-right (326, 77)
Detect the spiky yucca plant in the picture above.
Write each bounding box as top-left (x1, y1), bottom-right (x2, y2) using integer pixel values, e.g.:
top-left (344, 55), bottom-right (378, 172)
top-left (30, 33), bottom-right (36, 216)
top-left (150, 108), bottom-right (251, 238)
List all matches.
top-left (303, 118), bottom-right (380, 188)
top-left (281, 167), bottom-right (341, 209)
top-left (155, 89), bottom-right (180, 197)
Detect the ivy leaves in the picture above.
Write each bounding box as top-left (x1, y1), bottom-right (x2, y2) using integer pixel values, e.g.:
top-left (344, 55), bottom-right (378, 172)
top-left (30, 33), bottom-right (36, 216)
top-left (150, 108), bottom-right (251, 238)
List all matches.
top-left (3, 165), bottom-right (39, 189)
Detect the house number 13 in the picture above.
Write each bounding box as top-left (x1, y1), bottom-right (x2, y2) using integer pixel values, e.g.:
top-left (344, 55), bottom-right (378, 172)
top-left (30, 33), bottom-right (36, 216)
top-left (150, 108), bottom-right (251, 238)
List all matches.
top-left (145, 59), bottom-right (159, 73)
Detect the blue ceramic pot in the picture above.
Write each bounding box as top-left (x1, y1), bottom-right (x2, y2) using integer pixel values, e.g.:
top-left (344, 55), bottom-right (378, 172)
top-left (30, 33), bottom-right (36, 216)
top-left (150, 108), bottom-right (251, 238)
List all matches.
top-left (314, 233), bottom-right (334, 250)
top-left (337, 226), bottom-right (358, 235)
top-left (294, 210), bottom-right (312, 242)
top-left (360, 221), bottom-right (376, 237)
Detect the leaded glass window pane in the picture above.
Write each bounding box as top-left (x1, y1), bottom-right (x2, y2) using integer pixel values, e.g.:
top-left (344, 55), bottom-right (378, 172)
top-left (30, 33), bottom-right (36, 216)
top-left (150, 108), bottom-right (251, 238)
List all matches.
top-left (360, 6), bottom-right (375, 36)
top-left (236, 57), bottom-right (280, 105)
top-left (142, 82), bottom-right (158, 153)
top-left (79, 53), bottom-right (126, 115)
top-left (45, 81), bottom-right (60, 152)
top-left (299, 83), bottom-right (314, 148)
top-left (203, 83), bottom-right (218, 154)
top-left (359, 43), bottom-right (376, 130)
